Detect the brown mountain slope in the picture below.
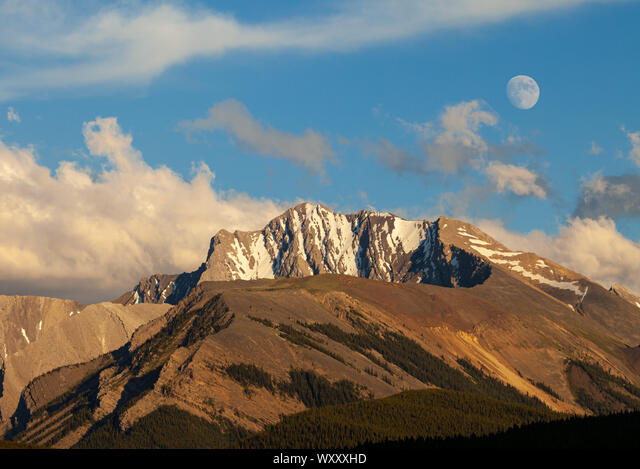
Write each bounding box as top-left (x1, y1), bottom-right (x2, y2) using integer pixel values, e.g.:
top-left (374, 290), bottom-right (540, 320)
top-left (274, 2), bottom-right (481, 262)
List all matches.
top-left (0, 295), bottom-right (169, 429)
top-left (8, 272), bottom-right (640, 448)
top-left (610, 284), bottom-right (640, 309)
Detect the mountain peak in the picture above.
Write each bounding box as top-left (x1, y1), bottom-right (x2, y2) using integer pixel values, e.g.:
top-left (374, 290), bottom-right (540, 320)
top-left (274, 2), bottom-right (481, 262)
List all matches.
top-left (119, 204), bottom-right (595, 308)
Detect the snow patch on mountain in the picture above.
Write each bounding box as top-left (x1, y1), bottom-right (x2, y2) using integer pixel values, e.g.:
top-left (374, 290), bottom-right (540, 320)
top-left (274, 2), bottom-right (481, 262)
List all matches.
top-left (536, 260), bottom-right (549, 269)
top-left (452, 224), bottom-right (585, 297)
top-left (509, 265), bottom-right (583, 295)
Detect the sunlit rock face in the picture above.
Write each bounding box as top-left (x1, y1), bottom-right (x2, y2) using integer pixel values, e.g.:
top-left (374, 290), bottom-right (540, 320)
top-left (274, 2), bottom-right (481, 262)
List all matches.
top-left (120, 203), bottom-right (602, 309)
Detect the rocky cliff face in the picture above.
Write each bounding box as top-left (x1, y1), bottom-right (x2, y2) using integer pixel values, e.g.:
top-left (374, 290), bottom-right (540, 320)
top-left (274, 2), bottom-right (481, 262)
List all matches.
top-left (119, 203), bottom-right (598, 309)
top-left (199, 204), bottom-right (496, 288)
top-left (118, 204), bottom-right (493, 305)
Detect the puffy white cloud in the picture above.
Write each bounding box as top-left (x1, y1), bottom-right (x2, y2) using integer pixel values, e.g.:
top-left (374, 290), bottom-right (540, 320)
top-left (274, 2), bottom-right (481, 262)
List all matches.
top-left (436, 100), bottom-right (497, 149)
top-left (477, 216), bottom-right (640, 295)
top-left (422, 100), bottom-right (498, 174)
top-left (485, 161), bottom-right (547, 198)
top-left (180, 99), bottom-right (335, 174)
top-left (0, 0), bottom-right (615, 98)
top-left (0, 117), bottom-right (287, 303)
top-left (6, 106), bottom-right (20, 122)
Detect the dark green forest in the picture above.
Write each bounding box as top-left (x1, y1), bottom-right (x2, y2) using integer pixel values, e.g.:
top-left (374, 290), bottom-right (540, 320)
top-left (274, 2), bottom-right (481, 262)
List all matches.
top-left (73, 388), bottom-right (560, 449)
top-left (74, 405), bottom-right (248, 449)
top-left (371, 409), bottom-right (640, 449)
top-left (238, 389), bottom-right (559, 449)
top-left (224, 364), bottom-right (367, 407)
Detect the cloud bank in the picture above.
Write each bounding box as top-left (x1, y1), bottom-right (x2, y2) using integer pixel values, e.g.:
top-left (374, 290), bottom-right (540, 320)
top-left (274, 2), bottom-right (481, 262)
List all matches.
top-left (180, 99), bottom-right (335, 174)
top-left (0, 0), bottom-right (615, 98)
top-left (0, 117), bottom-right (287, 303)
top-left (477, 216), bottom-right (640, 295)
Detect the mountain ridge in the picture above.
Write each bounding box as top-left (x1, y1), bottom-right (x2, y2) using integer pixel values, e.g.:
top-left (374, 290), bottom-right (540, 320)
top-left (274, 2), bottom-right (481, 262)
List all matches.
top-left (0, 294), bottom-right (169, 429)
top-left (118, 203), bottom-right (609, 311)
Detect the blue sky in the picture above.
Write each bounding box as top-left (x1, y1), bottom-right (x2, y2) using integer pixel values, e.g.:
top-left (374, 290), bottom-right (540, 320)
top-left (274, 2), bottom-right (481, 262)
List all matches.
top-left (1, 0), bottom-right (640, 301)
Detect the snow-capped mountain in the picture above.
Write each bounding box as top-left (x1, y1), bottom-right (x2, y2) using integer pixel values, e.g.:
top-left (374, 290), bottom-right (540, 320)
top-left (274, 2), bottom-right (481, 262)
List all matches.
top-left (199, 203), bottom-right (494, 288)
top-left (119, 203), bottom-right (596, 308)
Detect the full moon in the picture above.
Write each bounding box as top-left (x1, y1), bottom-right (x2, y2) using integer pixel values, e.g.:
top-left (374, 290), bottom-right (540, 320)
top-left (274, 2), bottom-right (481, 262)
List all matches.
top-left (506, 75), bottom-right (540, 110)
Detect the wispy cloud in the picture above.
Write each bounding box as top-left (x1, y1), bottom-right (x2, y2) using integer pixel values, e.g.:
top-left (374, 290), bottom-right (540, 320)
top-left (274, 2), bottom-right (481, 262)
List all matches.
top-left (6, 106), bottom-right (20, 122)
top-left (0, 0), bottom-right (615, 98)
top-left (179, 99), bottom-right (335, 175)
top-left (588, 140), bottom-right (603, 155)
top-left (0, 116), bottom-right (287, 302)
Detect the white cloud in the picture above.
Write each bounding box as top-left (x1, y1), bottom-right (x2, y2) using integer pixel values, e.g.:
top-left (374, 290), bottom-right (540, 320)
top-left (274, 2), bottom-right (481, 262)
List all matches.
top-left (485, 161), bottom-right (547, 198)
top-left (180, 99), bottom-right (335, 174)
top-left (0, 0), bottom-right (615, 98)
top-left (588, 140), bottom-right (603, 155)
top-left (622, 126), bottom-right (640, 166)
top-left (0, 117), bottom-right (287, 303)
top-left (477, 216), bottom-right (640, 295)
top-left (435, 100), bottom-right (497, 150)
top-left (423, 100), bottom-right (498, 173)
top-left (7, 106), bottom-right (20, 122)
